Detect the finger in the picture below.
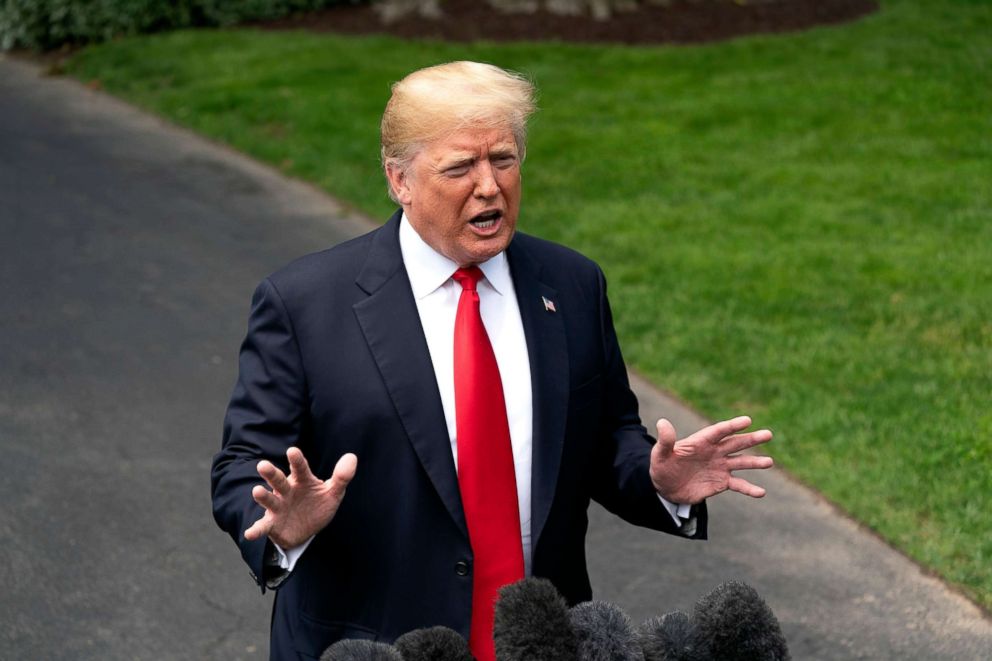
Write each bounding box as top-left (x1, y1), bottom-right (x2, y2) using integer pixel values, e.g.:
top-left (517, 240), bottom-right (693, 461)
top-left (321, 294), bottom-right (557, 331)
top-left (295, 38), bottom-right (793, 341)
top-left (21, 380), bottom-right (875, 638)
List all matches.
top-left (251, 484), bottom-right (280, 511)
top-left (720, 429), bottom-right (773, 454)
top-left (257, 460), bottom-right (291, 495)
top-left (695, 415), bottom-right (753, 445)
top-left (728, 476), bottom-right (767, 498)
top-left (654, 419), bottom-right (677, 461)
top-left (726, 454), bottom-right (774, 471)
top-left (244, 511), bottom-right (273, 541)
top-left (327, 453), bottom-right (358, 500)
top-left (287, 447), bottom-right (314, 481)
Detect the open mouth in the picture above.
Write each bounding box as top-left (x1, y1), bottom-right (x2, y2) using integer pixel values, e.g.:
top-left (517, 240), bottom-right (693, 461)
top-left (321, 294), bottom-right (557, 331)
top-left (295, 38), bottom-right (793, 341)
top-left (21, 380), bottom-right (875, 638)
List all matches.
top-left (469, 209), bottom-right (502, 230)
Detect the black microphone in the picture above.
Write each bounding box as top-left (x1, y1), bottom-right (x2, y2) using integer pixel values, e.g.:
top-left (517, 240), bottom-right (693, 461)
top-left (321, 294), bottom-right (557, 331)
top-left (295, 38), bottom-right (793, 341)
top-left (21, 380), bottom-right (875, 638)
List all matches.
top-left (637, 610), bottom-right (705, 661)
top-left (692, 580), bottom-right (790, 661)
top-left (569, 600), bottom-right (644, 660)
top-left (320, 639), bottom-right (404, 661)
top-left (394, 625), bottom-right (475, 661)
top-left (493, 577), bottom-right (578, 661)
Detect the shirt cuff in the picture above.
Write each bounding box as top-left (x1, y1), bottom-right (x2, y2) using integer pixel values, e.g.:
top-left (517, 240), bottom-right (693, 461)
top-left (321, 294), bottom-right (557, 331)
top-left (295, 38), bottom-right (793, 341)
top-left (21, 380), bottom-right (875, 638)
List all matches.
top-left (659, 496), bottom-right (699, 536)
top-left (655, 493), bottom-right (690, 526)
top-left (273, 535), bottom-right (315, 572)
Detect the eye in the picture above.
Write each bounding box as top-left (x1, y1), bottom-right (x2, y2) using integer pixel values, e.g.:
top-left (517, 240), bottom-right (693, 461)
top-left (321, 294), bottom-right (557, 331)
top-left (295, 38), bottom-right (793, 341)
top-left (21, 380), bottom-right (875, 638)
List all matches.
top-left (444, 165), bottom-right (470, 177)
top-left (493, 155), bottom-right (517, 169)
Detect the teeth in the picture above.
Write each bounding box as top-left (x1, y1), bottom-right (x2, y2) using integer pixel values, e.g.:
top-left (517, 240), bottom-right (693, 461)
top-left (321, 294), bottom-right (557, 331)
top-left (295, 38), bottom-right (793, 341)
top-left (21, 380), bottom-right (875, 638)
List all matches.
top-left (471, 211), bottom-right (500, 229)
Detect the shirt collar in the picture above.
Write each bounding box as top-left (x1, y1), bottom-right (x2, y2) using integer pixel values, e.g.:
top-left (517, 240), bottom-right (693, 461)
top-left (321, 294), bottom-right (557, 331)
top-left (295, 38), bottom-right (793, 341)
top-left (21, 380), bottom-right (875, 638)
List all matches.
top-left (399, 213), bottom-right (511, 299)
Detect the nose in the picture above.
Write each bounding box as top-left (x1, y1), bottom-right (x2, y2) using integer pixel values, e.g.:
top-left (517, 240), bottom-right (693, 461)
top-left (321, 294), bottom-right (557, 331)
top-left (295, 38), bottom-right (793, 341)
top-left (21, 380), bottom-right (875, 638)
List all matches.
top-left (473, 160), bottom-right (499, 199)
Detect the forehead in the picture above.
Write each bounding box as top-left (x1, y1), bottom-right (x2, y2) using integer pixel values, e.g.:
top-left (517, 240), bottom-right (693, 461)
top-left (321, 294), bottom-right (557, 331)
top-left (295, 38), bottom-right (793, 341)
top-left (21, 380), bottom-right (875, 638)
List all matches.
top-left (423, 127), bottom-right (518, 161)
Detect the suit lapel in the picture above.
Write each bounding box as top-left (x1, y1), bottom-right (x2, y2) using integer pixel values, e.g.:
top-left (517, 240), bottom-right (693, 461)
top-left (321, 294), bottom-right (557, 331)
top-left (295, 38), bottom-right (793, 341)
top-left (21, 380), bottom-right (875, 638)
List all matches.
top-left (352, 219), bottom-right (570, 549)
top-left (353, 212), bottom-right (467, 536)
top-left (507, 238), bottom-right (569, 552)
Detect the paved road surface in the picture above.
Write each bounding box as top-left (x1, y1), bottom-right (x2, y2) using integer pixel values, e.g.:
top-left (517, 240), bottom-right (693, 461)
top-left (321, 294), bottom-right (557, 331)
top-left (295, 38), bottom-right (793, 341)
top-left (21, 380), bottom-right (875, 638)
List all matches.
top-left (1, 56), bottom-right (989, 659)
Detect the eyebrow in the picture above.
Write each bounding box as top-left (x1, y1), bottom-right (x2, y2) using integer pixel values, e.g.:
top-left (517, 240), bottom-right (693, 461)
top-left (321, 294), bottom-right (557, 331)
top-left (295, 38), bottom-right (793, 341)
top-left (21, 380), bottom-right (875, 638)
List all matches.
top-left (439, 155), bottom-right (475, 169)
top-left (438, 147), bottom-right (518, 169)
top-left (489, 148), bottom-right (518, 159)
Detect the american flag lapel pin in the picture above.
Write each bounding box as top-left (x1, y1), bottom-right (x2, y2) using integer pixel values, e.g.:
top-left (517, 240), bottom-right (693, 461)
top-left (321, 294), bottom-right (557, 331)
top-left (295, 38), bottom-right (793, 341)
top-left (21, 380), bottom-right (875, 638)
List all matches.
top-left (542, 296), bottom-right (557, 313)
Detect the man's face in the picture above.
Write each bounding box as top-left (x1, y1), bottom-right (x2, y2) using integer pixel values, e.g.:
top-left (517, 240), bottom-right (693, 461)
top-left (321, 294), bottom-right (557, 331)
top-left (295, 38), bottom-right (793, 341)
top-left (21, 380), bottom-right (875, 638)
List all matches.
top-left (387, 127), bottom-right (522, 266)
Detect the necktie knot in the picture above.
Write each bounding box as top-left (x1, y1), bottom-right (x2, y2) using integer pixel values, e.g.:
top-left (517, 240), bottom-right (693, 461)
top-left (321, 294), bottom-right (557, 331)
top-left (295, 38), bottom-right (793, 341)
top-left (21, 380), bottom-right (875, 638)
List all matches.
top-left (452, 266), bottom-right (484, 292)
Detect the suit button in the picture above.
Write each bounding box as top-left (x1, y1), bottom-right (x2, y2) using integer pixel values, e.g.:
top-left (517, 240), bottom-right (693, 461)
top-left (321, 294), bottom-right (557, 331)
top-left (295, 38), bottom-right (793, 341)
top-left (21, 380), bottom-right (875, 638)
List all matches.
top-left (454, 561), bottom-right (470, 576)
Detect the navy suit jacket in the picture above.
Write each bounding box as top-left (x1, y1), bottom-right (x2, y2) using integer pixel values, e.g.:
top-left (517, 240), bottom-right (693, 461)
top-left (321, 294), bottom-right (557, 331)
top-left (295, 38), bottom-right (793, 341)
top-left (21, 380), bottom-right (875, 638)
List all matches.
top-left (211, 210), bottom-right (707, 660)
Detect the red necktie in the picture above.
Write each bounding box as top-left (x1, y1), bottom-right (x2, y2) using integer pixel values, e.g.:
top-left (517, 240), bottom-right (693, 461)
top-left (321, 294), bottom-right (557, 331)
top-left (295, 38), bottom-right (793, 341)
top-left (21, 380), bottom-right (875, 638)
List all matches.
top-left (451, 266), bottom-right (525, 661)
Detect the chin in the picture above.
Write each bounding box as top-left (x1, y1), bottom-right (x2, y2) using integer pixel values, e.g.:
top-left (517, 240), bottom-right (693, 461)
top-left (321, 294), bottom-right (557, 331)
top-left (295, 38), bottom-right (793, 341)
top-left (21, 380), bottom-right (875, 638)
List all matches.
top-left (465, 235), bottom-right (513, 265)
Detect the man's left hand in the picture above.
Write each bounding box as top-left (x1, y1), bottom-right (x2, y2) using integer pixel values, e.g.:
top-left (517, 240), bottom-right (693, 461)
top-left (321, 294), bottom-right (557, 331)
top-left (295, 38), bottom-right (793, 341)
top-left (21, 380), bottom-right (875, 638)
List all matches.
top-left (650, 416), bottom-right (773, 505)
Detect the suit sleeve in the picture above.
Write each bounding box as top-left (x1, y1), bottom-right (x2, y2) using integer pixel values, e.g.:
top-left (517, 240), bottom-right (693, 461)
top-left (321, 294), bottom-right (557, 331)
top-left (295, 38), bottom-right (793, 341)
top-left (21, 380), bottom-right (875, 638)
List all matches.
top-left (589, 268), bottom-right (707, 539)
top-left (211, 278), bottom-right (309, 590)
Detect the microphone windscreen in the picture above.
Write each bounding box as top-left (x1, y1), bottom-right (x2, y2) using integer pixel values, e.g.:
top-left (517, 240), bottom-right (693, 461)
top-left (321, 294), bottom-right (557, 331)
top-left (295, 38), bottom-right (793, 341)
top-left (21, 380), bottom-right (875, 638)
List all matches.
top-left (692, 580), bottom-right (790, 661)
top-left (394, 625), bottom-right (475, 661)
top-left (493, 577), bottom-right (578, 661)
top-left (320, 639), bottom-right (404, 661)
top-left (637, 611), bottom-right (706, 661)
top-left (569, 600), bottom-right (644, 661)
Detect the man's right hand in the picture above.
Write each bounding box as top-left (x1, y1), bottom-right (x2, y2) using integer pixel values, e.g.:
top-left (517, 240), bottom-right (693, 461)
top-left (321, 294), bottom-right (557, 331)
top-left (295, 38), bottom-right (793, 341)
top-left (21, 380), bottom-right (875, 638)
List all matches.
top-left (244, 448), bottom-right (357, 549)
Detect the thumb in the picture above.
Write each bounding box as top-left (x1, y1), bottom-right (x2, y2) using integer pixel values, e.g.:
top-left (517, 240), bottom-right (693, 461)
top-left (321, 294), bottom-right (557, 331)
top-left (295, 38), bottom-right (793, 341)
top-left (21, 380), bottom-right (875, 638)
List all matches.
top-left (327, 453), bottom-right (358, 499)
top-left (655, 418), bottom-right (677, 461)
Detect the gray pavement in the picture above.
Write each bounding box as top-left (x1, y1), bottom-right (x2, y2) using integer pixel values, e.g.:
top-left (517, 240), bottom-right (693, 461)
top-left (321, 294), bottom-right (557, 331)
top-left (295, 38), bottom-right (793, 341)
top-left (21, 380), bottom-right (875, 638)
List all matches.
top-left (1, 55), bottom-right (989, 660)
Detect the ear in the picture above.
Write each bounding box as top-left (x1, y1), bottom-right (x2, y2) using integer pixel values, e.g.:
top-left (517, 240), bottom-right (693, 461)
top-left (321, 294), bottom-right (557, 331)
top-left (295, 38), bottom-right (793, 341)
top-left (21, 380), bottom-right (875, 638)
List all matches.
top-left (385, 161), bottom-right (413, 206)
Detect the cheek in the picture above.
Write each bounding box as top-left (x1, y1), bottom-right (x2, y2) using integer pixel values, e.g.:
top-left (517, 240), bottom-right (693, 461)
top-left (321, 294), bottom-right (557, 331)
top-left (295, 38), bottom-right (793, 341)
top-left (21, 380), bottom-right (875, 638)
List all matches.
top-left (440, 186), bottom-right (474, 216)
top-left (499, 171), bottom-right (521, 198)
top-left (415, 186), bottom-right (449, 216)
top-left (420, 188), bottom-right (468, 237)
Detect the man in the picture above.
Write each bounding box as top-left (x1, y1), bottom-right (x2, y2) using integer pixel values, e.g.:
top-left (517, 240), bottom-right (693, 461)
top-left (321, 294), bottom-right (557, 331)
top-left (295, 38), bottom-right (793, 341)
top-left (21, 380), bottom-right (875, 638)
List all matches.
top-left (211, 61), bottom-right (773, 661)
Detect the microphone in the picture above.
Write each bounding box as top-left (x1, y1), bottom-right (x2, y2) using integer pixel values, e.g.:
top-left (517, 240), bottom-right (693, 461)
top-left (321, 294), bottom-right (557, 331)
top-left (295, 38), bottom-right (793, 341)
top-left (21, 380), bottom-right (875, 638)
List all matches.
top-left (493, 577), bottom-right (578, 661)
top-left (637, 610), bottom-right (704, 661)
top-left (569, 600), bottom-right (644, 661)
top-left (320, 639), bottom-right (404, 661)
top-left (692, 580), bottom-right (790, 661)
top-left (394, 625), bottom-right (475, 661)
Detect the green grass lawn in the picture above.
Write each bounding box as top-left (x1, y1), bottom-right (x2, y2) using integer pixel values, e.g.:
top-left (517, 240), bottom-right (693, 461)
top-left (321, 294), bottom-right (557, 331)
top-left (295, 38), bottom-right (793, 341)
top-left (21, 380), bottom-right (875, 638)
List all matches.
top-left (64, 0), bottom-right (992, 609)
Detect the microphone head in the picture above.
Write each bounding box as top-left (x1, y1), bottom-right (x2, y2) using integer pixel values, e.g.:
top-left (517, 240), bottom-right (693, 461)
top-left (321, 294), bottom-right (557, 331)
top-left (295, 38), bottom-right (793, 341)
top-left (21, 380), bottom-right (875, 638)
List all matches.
top-left (692, 580), bottom-right (790, 661)
top-left (637, 611), bottom-right (706, 661)
top-left (493, 577), bottom-right (578, 661)
top-left (394, 626), bottom-right (475, 661)
top-left (569, 600), bottom-right (644, 661)
top-left (320, 639), bottom-right (404, 661)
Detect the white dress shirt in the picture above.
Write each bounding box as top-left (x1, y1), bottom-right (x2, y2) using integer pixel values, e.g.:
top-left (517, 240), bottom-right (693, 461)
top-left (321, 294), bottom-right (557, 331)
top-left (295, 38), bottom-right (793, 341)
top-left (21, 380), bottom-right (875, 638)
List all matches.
top-left (274, 214), bottom-right (688, 574)
top-left (399, 214), bottom-right (536, 575)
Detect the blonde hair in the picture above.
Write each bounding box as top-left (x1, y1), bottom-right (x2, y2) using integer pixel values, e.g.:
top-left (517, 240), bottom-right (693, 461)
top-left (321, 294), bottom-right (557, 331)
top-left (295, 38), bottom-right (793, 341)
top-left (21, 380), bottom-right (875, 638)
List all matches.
top-left (381, 61), bottom-right (537, 201)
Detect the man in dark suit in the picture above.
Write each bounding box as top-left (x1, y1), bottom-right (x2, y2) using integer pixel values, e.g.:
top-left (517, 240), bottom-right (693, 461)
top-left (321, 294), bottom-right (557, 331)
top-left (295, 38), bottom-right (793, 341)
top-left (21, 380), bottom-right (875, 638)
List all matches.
top-left (211, 61), bottom-right (773, 661)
